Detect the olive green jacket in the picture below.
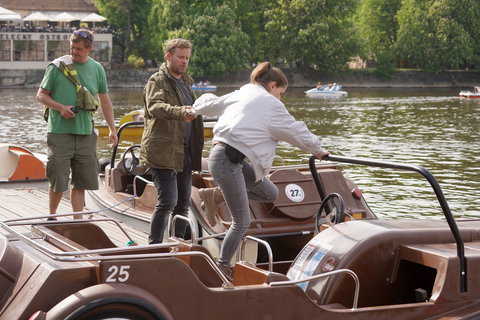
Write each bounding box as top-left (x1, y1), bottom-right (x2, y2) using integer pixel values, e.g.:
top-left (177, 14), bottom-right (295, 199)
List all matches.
top-left (140, 63), bottom-right (204, 172)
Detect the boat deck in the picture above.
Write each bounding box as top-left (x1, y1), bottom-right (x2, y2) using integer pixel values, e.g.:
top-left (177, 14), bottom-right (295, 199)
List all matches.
top-left (0, 187), bottom-right (149, 245)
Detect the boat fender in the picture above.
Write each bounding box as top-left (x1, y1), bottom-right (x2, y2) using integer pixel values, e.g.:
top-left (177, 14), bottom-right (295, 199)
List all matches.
top-left (98, 157), bottom-right (111, 173)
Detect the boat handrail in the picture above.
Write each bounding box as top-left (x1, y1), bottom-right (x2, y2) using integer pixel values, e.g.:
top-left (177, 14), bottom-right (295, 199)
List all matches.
top-left (269, 268), bottom-right (360, 310)
top-left (309, 155), bottom-right (466, 293)
top-left (240, 235), bottom-right (274, 272)
top-left (133, 174), bottom-right (154, 197)
top-left (169, 214), bottom-right (197, 243)
top-left (111, 120), bottom-right (144, 168)
top-left (6, 215), bottom-right (135, 242)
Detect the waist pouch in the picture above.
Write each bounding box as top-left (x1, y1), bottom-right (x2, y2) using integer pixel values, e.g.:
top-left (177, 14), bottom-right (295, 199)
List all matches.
top-left (225, 144), bottom-right (245, 163)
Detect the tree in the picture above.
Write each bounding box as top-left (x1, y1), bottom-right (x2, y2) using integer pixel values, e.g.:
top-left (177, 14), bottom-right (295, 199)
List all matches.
top-left (355, 0), bottom-right (401, 57)
top-left (264, 0), bottom-right (360, 72)
top-left (148, 1), bottom-right (250, 77)
top-left (396, 0), bottom-right (478, 71)
top-left (93, 0), bottom-right (153, 64)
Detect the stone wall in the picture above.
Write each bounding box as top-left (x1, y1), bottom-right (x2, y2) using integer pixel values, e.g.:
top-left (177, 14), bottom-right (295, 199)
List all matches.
top-left (2, 68), bottom-right (480, 89)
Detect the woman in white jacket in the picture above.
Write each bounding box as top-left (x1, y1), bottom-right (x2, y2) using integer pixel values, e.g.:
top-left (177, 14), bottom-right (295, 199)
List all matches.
top-left (192, 62), bottom-right (329, 277)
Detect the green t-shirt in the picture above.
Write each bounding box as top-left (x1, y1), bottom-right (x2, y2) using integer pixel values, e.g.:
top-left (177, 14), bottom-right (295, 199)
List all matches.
top-left (40, 57), bottom-right (108, 134)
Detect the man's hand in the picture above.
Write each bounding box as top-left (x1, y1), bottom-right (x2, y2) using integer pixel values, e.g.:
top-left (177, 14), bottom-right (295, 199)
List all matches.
top-left (60, 105), bottom-right (77, 119)
top-left (184, 106), bottom-right (196, 123)
top-left (108, 130), bottom-right (118, 148)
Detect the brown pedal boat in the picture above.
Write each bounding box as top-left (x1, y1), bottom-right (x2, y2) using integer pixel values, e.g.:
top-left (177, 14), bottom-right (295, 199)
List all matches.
top-left (87, 121), bottom-right (376, 260)
top-left (1, 151), bottom-right (479, 319)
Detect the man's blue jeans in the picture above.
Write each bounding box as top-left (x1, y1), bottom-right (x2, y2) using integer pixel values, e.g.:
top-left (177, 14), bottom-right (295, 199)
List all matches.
top-left (149, 161), bottom-right (192, 244)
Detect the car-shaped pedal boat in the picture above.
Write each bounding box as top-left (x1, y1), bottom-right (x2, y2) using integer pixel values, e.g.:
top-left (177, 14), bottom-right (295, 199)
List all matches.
top-left (3, 155), bottom-right (479, 320)
top-left (87, 121), bottom-right (376, 261)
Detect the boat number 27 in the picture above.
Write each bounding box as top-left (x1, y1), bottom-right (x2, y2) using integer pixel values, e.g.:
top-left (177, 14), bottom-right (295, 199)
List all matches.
top-left (106, 265), bottom-right (130, 282)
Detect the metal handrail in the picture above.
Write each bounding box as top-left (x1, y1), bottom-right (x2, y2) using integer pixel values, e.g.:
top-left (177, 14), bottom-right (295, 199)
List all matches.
top-left (133, 174), bottom-right (154, 197)
top-left (269, 268), bottom-right (360, 310)
top-left (4, 213), bottom-right (134, 241)
top-left (240, 235), bottom-right (273, 272)
top-left (0, 219), bottom-right (233, 287)
top-left (310, 155), bottom-right (467, 293)
top-left (110, 120), bottom-right (144, 168)
top-left (169, 214), bottom-right (197, 243)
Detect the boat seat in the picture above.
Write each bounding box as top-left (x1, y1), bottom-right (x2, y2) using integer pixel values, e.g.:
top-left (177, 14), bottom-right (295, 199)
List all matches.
top-left (264, 169), bottom-right (320, 220)
top-left (32, 223), bottom-right (117, 251)
top-left (170, 238), bottom-right (223, 287)
top-left (233, 261), bottom-right (290, 286)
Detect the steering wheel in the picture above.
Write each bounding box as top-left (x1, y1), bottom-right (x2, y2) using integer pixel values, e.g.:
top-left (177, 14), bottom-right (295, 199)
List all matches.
top-left (121, 144), bottom-right (143, 175)
top-left (315, 193), bottom-right (346, 232)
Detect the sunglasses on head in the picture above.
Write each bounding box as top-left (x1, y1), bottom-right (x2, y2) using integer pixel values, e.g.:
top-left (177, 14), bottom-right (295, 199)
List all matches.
top-left (74, 31), bottom-right (91, 40)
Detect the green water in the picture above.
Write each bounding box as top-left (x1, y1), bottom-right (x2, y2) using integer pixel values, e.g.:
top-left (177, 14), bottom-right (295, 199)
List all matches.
top-left (1, 87), bottom-right (478, 219)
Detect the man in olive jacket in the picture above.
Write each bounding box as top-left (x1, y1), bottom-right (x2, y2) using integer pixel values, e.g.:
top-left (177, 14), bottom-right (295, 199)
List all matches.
top-left (140, 39), bottom-right (204, 244)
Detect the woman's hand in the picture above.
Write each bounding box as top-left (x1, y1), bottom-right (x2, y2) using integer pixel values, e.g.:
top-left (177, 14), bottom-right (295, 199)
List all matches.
top-left (315, 150), bottom-right (330, 160)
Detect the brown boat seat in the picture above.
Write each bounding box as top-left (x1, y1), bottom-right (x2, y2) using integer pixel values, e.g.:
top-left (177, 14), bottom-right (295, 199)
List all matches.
top-left (265, 169), bottom-right (321, 220)
top-left (32, 223), bottom-right (117, 251)
top-left (233, 261), bottom-right (289, 286)
top-left (170, 239), bottom-right (223, 287)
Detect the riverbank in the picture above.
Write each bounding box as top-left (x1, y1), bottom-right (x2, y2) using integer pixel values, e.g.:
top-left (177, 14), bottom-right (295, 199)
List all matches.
top-left (1, 68), bottom-right (480, 89)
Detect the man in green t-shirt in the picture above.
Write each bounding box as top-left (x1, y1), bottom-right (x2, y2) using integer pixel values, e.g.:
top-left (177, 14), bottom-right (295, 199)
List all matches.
top-left (37, 29), bottom-right (118, 219)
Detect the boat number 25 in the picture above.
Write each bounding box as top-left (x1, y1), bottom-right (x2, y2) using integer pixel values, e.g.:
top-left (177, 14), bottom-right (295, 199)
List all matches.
top-left (106, 265), bottom-right (130, 282)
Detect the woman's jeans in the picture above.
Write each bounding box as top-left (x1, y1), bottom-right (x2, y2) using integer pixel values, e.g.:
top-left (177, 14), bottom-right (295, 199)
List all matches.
top-left (209, 144), bottom-right (279, 265)
top-left (149, 158), bottom-right (192, 244)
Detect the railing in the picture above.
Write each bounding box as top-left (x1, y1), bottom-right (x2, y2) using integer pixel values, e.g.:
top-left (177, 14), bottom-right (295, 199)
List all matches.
top-left (239, 235), bottom-right (274, 272)
top-left (0, 215), bottom-right (234, 287)
top-left (309, 155), bottom-right (467, 292)
top-left (270, 268), bottom-right (360, 310)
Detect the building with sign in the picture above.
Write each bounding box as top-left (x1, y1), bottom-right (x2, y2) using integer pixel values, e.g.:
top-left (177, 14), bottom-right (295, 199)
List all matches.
top-left (0, 0), bottom-right (112, 69)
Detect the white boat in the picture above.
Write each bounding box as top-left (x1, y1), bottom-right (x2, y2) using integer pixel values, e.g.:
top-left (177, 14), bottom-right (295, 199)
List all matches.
top-left (459, 86), bottom-right (480, 98)
top-left (192, 83), bottom-right (217, 91)
top-left (305, 87), bottom-right (348, 98)
top-left (0, 143), bottom-right (48, 190)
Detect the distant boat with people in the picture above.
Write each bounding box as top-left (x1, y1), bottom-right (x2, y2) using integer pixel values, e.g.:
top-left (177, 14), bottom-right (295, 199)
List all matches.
top-left (459, 86), bottom-right (480, 98)
top-left (305, 82), bottom-right (347, 98)
top-left (192, 81), bottom-right (217, 91)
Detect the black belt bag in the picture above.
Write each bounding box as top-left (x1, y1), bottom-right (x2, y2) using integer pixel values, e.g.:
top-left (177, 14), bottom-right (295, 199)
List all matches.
top-left (225, 144), bottom-right (245, 163)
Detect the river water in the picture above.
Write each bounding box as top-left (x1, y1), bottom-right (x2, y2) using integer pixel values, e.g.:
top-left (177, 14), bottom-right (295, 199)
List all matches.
top-left (1, 87), bottom-right (478, 220)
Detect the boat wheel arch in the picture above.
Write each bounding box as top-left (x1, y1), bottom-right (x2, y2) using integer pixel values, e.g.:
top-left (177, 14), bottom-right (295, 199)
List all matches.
top-left (44, 283), bottom-right (173, 320)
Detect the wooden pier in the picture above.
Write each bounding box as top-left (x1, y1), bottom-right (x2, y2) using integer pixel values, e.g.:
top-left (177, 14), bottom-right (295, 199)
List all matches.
top-left (0, 187), bottom-right (149, 245)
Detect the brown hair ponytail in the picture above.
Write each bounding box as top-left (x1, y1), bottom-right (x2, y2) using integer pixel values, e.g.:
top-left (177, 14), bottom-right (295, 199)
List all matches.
top-left (250, 62), bottom-right (288, 89)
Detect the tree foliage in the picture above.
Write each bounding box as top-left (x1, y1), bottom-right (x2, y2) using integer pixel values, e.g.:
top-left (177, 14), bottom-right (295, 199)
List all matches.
top-left (148, 0), bottom-right (250, 77)
top-left (265, 0), bottom-right (360, 72)
top-left (396, 0), bottom-right (479, 71)
top-left (93, 0), bottom-right (153, 63)
top-left (94, 0), bottom-right (480, 75)
top-left (356, 0), bottom-right (401, 56)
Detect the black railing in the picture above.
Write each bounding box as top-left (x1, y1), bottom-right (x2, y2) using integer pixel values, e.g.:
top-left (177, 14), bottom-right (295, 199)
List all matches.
top-left (309, 154), bottom-right (467, 292)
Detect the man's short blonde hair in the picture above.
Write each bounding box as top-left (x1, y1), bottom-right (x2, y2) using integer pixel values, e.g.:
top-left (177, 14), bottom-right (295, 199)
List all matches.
top-left (165, 38), bottom-right (192, 54)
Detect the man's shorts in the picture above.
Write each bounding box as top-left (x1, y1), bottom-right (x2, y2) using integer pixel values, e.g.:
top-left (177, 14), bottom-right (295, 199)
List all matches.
top-left (46, 132), bottom-right (100, 192)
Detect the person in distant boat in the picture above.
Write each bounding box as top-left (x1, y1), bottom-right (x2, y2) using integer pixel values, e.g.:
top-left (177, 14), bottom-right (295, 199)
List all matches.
top-left (316, 82), bottom-right (324, 90)
top-left (191, 62), bottom-right (330, 278)
top-left (36, 29), bottom-right (118, 220)
top-left (140, 38), bottom-right (204, 244)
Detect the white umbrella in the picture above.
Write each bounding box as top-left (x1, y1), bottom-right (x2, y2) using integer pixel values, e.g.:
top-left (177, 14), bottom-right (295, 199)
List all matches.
top-left (81, 12), bottom-right (107, 28)
top-left (51, 12), bottom-right (77, 22)
top-left (0, 6), bottom-right (22, 21)
top-left (81, 12), bottom-right (107, 23)
top-left (23, 12), bottom-right (50, 22)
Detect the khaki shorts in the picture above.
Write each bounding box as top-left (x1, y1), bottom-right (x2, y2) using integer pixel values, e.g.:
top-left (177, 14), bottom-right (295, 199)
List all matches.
top-left (46, 132), bottom-right (100, 192)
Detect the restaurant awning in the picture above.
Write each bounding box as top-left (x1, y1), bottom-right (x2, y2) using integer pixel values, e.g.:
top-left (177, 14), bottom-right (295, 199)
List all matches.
top-left (51, 12), bottom-right (78, 22)
top-left (23, 12), bottom-right (51, 22)
top-left (0, 6), bottom-right (22, 21)
top-left (81, 12), bottom-right (107, 23)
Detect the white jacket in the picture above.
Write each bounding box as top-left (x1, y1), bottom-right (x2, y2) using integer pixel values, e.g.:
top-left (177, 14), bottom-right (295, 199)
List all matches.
top-left (192, 83), bottom-right (324, 181)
